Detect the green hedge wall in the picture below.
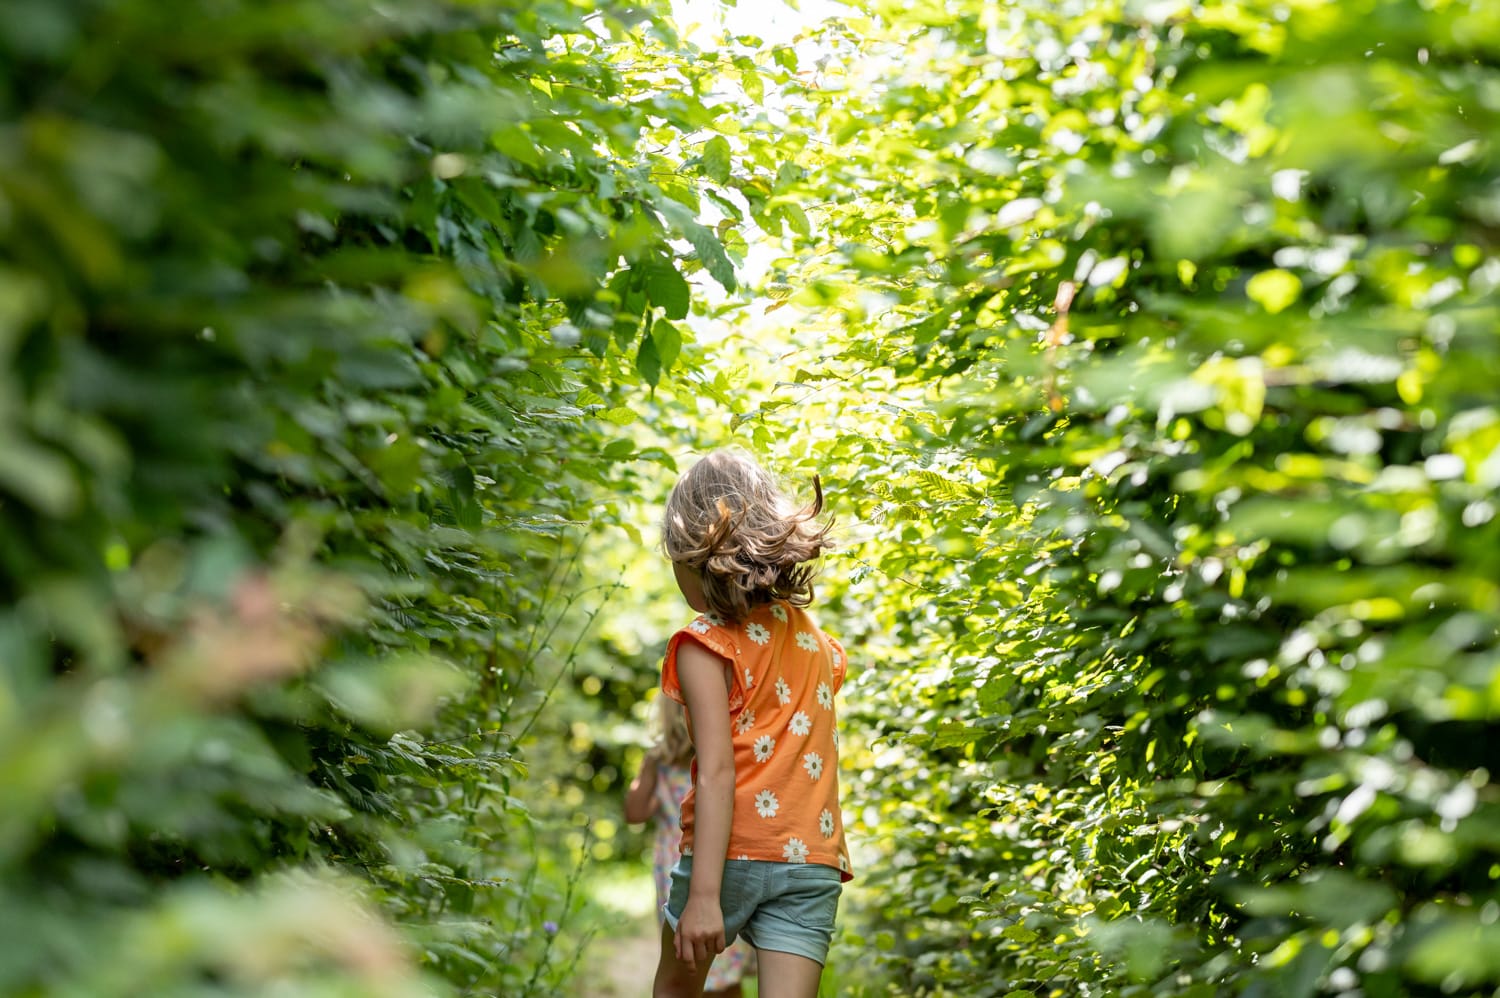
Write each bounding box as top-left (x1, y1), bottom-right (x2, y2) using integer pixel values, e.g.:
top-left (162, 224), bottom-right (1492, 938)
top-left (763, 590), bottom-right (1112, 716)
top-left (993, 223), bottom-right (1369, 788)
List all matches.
top-left (738, 0), bottom-right (1500, 994)
top-left (0, 1), bottom-right (741, 994)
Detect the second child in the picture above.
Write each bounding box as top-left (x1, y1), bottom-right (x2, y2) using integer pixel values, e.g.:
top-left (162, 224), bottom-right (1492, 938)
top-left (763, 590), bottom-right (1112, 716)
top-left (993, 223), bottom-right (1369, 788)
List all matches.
top-left (625, 696), bottom-right (756, 998)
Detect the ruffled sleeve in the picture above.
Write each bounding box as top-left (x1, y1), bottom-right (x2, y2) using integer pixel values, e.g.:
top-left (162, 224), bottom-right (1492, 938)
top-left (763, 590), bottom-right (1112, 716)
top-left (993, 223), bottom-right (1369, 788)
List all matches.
top-left (662, 615), bottom-right (746, 713)
top-left (828, 634), bottom-right (848, 692)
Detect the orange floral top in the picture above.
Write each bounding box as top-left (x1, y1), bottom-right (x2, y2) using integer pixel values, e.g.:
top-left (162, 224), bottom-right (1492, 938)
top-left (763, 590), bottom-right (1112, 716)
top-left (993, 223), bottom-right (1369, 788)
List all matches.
top-left (661, 599), bottom-right (852, 881)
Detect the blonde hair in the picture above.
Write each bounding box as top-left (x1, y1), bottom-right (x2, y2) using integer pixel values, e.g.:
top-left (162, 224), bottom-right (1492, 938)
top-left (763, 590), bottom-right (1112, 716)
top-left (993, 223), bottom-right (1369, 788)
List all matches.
top-left (662, 448), bottom-right (833, 621)
top-left (653, 694), bottom-right (694, 766)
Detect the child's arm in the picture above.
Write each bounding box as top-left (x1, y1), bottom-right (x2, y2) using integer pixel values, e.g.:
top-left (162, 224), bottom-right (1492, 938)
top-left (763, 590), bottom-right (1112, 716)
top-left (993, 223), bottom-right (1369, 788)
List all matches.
top-left (623, 752), bottom-right (660, 825)
top-left (674, 640), bottom-right (735, 969)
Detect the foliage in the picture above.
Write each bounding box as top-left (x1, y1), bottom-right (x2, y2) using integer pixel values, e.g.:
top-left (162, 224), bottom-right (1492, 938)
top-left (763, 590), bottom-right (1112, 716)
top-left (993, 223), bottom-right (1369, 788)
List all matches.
top-left (710, 0), bottom-right (1500, 994)
top-left (6, 0), bottom-right (1498, 996)
top-left (0, 0), bottom-right (747, 994)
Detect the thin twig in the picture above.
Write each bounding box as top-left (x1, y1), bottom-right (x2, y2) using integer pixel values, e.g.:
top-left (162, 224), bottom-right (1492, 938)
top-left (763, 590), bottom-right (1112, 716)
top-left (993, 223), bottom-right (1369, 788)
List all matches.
top-left (513, 580), bottom-right (625, 744)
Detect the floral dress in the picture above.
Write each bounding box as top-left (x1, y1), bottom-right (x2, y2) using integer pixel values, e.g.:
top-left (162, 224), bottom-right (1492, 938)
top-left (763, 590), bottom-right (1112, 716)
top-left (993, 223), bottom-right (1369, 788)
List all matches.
top-left (652, 760), bottom-right (755, 989)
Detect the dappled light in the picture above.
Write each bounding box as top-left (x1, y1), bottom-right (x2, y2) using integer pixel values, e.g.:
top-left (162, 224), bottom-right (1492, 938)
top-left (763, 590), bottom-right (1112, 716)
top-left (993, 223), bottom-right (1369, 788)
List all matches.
top-left (2, 0), bottom-right (1497, 996)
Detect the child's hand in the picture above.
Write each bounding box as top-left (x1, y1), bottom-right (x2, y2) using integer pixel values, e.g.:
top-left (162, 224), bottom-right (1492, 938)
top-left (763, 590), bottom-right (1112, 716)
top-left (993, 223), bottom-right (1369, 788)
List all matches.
top-left (674, 895), bottom-right (726, 968)
top-left (622, 754), bottom-right (661, 825)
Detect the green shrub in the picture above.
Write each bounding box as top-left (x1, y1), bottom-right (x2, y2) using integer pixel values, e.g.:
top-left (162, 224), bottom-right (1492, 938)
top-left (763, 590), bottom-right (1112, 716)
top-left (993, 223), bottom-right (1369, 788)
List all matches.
top-left (731, 0), bottom-right (1500, 993)
top-left (0, 1), bottom-right (742, 993)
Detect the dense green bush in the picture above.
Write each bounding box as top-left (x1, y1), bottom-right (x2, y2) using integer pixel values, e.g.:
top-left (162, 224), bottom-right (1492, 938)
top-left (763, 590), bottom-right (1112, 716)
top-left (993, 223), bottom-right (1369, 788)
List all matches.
top-left (0, 1), bottom-right (748, 993)
top-left (702, 0), bottom-right (1500, 994)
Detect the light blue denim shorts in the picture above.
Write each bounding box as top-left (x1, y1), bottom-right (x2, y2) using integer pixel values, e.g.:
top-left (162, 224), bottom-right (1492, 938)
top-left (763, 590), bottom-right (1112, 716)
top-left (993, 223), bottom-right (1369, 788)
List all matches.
top-left (663, 855), bottom-right (843, 965)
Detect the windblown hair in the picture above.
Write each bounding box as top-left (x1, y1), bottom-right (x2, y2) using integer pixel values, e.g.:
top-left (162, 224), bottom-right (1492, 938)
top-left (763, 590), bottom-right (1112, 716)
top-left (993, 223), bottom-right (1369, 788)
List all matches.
top-left (651, 695), bottom-right (694, 767)
top-left (662, 448), bottom-right (833, 622)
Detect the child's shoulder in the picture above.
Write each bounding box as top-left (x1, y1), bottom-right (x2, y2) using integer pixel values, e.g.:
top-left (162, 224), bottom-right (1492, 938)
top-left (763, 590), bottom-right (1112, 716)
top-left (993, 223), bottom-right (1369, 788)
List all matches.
top-left (672, 610), bottom-right (741, 664)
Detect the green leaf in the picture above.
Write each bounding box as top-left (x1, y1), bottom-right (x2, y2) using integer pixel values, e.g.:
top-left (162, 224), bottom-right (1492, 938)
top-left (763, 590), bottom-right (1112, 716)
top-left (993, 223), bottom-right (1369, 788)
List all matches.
top-left (736, 57), bottom-right (764, 103)
top-left (779, 201), bottom-right (811, 237)
top-left (655, 198), bottom-right (737, 291)
top-left (636, 329), bottom-right (662, 388)
top-left (600, 407), bottom-right (639, 426)
top-left (700, 135), bottom-right (731, 184)
top-left (929, 722), bottom-right (985, 748)
top-left (705, 188), bottom-right (744, 222)
top-left (446, 466), bottom-right (481, 531)
top-left (642, 261), bottom-right (690, 320)
top-left (491, 125), bottom-right (540, 168)
top-left (652, 318), bottom-right (682, 373)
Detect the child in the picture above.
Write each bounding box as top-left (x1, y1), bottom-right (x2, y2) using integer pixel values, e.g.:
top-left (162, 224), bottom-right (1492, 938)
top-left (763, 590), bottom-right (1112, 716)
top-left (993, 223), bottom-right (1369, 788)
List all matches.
top-left (625, 696), bottom-right (756, 998)
top-left (650, 448), bottom-right (851, 998)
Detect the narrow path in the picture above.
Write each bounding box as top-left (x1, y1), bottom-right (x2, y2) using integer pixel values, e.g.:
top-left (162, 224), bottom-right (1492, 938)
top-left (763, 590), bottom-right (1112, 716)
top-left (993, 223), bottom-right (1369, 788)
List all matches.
top-left (582, 917), bottom-right (661, 997)
top-left (574, 866), bottom-right (662, 998)
top-left (573, 864), bottom-right (763, 997)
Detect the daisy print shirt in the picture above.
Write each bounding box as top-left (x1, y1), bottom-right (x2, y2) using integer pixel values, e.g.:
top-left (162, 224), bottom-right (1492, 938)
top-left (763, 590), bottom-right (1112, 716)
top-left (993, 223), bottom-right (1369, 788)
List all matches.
top-left (661, 600), bottom-right (852, 881)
